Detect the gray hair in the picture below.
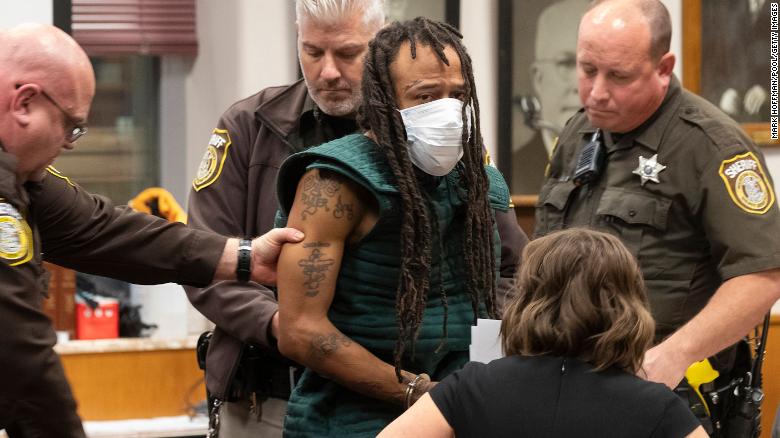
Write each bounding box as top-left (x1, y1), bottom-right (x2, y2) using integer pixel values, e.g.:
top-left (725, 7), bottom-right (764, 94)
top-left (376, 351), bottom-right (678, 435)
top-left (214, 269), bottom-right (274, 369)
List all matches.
top-left (295, 0), bottom-right (385, 30)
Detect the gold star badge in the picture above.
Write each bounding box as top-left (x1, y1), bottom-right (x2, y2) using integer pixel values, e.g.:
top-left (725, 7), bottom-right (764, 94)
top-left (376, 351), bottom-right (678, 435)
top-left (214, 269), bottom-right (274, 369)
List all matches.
top-left (632, 154), bottom-right (666, 186)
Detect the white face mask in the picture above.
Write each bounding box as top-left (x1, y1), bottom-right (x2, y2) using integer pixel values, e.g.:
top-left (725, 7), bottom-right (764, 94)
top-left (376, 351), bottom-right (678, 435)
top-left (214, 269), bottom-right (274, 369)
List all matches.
top-left (399, 98), bottom-right (471, 176)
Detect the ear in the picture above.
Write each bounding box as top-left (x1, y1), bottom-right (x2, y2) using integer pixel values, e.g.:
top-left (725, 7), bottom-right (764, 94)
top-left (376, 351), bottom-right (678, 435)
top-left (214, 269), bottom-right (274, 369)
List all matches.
top-left (10, 84), bottom-right (42, 127)
top-left (656, 52), bottom-right (675, 78)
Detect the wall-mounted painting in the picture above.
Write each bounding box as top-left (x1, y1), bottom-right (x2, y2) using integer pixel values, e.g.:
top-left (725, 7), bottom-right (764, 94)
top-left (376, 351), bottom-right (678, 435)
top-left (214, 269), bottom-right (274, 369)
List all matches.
top-left (497, 0), bottom-right (590, 196)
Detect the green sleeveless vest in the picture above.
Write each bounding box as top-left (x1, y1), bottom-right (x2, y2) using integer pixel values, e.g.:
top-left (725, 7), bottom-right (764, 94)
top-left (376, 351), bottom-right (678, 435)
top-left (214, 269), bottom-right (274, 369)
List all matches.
top-left (276, 133), bottom-right (509, 437)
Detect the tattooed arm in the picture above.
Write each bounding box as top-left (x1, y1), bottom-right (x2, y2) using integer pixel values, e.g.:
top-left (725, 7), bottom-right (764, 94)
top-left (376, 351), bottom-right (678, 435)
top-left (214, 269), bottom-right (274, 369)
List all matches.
top-left (277, 168), bottom-right (419, 405)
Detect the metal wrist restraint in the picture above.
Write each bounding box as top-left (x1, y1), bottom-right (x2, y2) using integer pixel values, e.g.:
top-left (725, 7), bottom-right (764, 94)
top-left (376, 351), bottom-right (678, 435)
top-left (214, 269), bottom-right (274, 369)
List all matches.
top-left (404, 373), bottom-right (430, 410)
top-left (236, 238), bottom-right (252, 282)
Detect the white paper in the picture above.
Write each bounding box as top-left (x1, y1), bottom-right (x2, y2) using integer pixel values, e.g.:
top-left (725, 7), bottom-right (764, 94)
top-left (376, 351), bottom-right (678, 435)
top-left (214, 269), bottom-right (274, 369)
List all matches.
top-left (469, 318), bottom-right (504, 363)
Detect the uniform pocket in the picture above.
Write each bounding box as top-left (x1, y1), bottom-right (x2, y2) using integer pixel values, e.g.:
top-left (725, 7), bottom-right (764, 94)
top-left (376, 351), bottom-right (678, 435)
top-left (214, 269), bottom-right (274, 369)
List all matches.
top-left (534, 179), bottom-right (577, 235)
top-left (596, 187), bottom-right (671, 256)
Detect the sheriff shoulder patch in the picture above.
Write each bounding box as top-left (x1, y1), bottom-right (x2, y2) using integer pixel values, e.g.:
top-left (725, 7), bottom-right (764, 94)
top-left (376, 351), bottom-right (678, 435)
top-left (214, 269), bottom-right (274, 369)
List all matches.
top-left (192, 128), bottom-right (232, 192)
top-left (0, 200), bottom-right (33, 266)
top-left (718, 151), bottom-right (775, 214)
top-left (45, 166), bottom-right (76, 186)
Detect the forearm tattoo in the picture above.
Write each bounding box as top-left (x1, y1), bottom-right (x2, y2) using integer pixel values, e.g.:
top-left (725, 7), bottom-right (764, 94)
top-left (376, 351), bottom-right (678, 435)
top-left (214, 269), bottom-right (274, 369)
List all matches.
top-left (300, 174), bottom-right (340, 220)
top-left (297, 242), bottom-right (334, 297)
top-left (309, 333), bottom-right (352, 360)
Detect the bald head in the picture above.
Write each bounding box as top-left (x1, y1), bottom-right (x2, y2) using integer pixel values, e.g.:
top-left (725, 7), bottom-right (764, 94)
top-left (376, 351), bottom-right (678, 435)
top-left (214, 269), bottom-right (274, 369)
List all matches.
top-left (0, 23), bottom-right (95, 118)
top-left (585, 0), bottom-right (671, 60)
top-left (576, 0), bottom-right (675, 133)
top-left (0, 24), bottom-right (95, 182)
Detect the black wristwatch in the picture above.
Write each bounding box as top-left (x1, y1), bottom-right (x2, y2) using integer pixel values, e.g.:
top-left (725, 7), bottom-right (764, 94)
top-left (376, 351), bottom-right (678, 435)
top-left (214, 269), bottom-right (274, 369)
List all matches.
top-left (236, 238), bottom-right (252, 282)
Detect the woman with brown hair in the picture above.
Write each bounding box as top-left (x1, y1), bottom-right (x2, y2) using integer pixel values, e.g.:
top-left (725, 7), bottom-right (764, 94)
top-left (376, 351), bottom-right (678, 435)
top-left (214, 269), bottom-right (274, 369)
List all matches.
top-left (379, 228), bottom-right (708, 437)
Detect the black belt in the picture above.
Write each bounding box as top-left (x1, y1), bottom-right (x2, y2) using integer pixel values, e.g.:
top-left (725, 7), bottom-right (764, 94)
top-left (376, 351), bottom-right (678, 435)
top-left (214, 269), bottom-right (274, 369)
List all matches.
top-left (265, 361), bottom-right (302, 399)
top-left (234, 345), bottom-right (302, 401)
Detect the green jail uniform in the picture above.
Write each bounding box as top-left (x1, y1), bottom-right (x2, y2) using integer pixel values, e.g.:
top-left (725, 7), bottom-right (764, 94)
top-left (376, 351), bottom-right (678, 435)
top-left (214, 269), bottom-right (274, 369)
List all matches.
top-left (276, 133), bottom-right (509, 437)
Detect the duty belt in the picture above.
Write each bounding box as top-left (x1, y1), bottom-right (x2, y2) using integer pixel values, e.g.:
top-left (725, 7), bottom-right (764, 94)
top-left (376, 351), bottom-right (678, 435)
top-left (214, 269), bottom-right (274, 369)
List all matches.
top-left (235, 344), bottom-right (302, 401)
top-left (196, 331), bottom-right (302, 401)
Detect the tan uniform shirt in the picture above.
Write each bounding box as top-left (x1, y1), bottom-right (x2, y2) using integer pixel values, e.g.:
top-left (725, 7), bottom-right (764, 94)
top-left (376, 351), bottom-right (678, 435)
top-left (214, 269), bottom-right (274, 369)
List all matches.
top-left (535, 77), bottom-right (780, 342)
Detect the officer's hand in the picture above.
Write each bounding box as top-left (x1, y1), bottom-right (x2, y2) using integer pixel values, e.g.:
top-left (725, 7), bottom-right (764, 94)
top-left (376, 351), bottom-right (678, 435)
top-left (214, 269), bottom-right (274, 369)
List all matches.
top-left (639, 343), bottom-right (688, 389)
top-left (251, 228), bottom-right (305, 285)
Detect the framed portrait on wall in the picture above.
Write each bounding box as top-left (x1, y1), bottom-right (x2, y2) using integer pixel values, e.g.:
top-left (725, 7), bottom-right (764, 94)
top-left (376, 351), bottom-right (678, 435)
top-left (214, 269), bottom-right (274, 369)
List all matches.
top-left (683, 0), bottom-right (777, 146)
top-left (496, 0), bottom-right (590, 197)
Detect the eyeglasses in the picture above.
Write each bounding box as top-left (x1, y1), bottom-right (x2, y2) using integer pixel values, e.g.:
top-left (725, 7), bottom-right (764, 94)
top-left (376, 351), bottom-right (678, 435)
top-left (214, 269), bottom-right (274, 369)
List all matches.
top-left (15, 84), bottom-right (88, 143)
top-left (39, 90), bottom-right (88, 143)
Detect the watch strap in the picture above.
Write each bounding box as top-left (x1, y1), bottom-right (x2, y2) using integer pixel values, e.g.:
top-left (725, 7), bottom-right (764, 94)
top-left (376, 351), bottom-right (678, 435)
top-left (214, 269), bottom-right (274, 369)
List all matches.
top-left (236, 238), bottom-right (252, 282)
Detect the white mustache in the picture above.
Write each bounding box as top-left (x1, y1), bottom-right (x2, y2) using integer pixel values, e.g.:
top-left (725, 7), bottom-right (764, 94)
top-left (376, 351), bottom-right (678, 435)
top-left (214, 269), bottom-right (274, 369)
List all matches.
top-left (315, 80), bottom-right (352, 92)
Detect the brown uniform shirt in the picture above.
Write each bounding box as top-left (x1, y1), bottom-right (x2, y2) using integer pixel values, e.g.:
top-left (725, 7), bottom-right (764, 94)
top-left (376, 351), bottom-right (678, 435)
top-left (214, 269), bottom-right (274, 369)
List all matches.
top-left (535, 76), bottom-right (780, 342)
top-left (0, 154), bottom-right (227, 437)
top-left (185, 79), bottom-right (527, 399)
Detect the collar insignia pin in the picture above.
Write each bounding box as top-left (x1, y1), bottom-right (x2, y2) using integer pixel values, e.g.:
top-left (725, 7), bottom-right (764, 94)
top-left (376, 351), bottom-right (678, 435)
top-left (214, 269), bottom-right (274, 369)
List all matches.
top-left (632, 154), bottom-right (666, 186)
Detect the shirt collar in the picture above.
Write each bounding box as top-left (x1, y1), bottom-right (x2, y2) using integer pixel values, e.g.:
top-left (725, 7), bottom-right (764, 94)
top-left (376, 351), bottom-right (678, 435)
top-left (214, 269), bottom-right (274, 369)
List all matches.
top-left (631, 75), bottom-right (682, 152)
top-left (300, 94), bottom-right (319, 122)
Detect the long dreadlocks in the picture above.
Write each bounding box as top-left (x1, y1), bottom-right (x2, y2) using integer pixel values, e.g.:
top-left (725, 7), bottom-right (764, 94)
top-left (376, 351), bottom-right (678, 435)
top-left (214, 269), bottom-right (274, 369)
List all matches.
top-left (357, 17), bottom-right (497, 379)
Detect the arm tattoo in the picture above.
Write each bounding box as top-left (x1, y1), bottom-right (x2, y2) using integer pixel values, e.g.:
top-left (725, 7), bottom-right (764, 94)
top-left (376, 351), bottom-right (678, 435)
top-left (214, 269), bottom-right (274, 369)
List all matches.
top-left (333, 195), bottom-right (354, 220)
top-left (297, 242), bottom-right (335, 297)
top-left (309, 333), bottom-right (352, 360)
top-left (300, 174), bottom-right (341, 220)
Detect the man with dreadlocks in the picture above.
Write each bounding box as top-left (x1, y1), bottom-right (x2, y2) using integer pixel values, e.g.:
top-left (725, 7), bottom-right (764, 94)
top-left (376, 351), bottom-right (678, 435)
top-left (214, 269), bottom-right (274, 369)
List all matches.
top-left (274, 17), bottom-right (510, 437)
top-left (184, 1), bottom-right (525, 435)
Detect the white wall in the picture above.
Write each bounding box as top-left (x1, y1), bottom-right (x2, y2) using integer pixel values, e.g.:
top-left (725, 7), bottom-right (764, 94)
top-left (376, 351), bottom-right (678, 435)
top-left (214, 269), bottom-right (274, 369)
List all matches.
top-left (661, 0), bottom-right (683, 79)
top-left (0, 0), bottom-right (51, 28)
top-left (461, 0), bottom-right (499, 161)
top-left (166, 0), bottom-right (297, 203)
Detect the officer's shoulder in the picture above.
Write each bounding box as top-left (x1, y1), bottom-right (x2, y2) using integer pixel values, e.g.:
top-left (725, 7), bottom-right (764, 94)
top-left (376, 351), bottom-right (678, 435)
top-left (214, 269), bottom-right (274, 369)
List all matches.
top-left (44, 166), bottom-right (77, 188)
top-left (562, 108), bottom-right (587, 130)
top-left (676, 90), bottom-right (751, 153)
top-left (221, 82), bottom-right (301, 121)
top-left (557, 109), bottom-right (589, 143)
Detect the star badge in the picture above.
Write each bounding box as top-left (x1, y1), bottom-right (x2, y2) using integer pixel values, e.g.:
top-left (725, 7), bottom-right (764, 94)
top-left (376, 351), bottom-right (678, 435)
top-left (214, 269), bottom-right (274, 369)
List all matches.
top-left (632, 154), bottom-right (666, 186)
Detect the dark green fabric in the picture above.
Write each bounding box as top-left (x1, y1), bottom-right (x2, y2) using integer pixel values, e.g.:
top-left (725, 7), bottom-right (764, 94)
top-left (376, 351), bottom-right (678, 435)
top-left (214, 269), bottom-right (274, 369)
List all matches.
top-left (276, 134), bottom-right (507, 437)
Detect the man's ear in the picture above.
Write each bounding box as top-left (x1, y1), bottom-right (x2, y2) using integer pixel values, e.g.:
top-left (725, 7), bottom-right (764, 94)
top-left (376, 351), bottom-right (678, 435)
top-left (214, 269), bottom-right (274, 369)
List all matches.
top-left (657, 52), bottom-right (675, 78)
top-left (10, 84), bottom-right (41, 127)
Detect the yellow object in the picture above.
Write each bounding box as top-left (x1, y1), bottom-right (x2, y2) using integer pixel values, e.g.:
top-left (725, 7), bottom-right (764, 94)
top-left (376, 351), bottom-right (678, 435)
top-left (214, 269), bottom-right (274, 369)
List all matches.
top-left (685, 359), bottom-right (720, 416)
top-left (129, 187), bottom-right (187, 224)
